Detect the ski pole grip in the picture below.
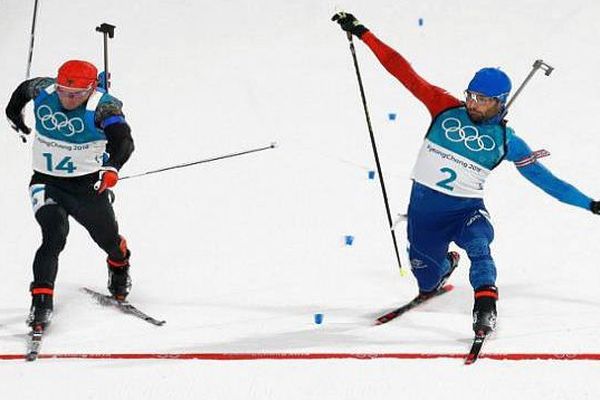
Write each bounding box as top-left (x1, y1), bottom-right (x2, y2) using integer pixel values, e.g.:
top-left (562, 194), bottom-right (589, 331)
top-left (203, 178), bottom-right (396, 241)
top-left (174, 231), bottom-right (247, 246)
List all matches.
top-left (96, 23), bottom-right (116, 38)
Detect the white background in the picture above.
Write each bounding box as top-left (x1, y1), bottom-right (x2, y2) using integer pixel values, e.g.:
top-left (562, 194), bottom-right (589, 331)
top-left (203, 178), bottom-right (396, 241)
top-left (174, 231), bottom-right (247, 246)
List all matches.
top-left (1, 0), bottom-right (600, 398)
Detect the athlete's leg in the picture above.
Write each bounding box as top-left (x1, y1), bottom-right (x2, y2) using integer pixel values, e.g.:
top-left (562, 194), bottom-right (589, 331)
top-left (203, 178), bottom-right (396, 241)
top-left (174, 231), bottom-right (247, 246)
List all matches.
top-left (71, 190), bottom-right (131, 298)
top-left (72, 190), bottom-right (129, 261)
top-left (455, 209), bottom-right (496, 289)
top-left (407, 210), bottom-right (454, 293)
top-left (455, 208), bottom-right (498, 333)
top-left (28, 184), bottom-right (69, 327)
top-left (29, 184), bottom-right (70, 288)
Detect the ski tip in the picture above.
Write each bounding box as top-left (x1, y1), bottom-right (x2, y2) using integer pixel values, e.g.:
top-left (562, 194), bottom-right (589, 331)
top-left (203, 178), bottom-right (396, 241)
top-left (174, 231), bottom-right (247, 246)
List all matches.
top-left (464, 330), bottom-right (487, 365)
top-left (442, 284), bottom-right (455, 291)
top-left (464, 356), bottom-right (476, 365)
top-left (374, 314), bottom-right (394, 326)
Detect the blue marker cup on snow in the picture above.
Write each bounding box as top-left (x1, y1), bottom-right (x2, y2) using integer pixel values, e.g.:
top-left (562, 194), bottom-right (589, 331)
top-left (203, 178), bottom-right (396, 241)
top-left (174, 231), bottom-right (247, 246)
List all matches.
top-left (388, 112), bottom-right (397, 121)
top-left (368, 170), bottom-right (375, 179)
top-left (344, 235), bottom-right (354, 246)
top-left (314, 313), bottom-right (324, 324)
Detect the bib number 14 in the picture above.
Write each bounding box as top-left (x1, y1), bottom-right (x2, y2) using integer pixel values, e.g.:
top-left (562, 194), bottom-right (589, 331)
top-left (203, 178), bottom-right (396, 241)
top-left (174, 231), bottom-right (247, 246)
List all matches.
top-left (43, 153), bottom-right (77, 174)
top-left (436, 167), bottom-right (456, 191)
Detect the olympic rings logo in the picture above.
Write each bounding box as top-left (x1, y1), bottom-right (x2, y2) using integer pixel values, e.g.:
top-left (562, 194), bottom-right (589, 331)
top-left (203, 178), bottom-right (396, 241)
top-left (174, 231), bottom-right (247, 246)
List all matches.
top-left (442, 117), bottom-right (495, 152)
top-left (36, 105), bottom-right (84, 137)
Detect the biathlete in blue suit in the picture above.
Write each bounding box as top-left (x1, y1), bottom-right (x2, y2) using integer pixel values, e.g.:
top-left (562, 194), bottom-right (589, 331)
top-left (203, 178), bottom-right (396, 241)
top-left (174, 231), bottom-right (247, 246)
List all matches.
top-left (6, 60), bottom-right (135, 330)
top-left (333, 12), bottom-right (600, 334)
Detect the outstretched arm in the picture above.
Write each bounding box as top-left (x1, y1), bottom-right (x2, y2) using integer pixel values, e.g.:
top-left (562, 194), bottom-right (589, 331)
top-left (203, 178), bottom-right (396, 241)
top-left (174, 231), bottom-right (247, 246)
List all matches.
top-left (360, 31), bottom-right (461, 117)
top-left (332, 12), bottom-right (460, 117)
top-left (507, 131), bottom-right (594, 211)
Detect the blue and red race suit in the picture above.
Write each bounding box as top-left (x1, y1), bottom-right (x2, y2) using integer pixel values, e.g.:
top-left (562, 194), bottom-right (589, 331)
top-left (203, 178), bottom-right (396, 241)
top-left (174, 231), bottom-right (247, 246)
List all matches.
top-left (361, 31), bottom-right (592, 291)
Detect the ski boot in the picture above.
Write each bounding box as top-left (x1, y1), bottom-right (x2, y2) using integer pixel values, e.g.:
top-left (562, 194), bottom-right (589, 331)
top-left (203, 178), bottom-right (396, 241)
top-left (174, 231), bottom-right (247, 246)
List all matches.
top-left (472, 285), bottom-right (498, 334)
top-left (418, 251), bottom-right (460, 299)
top-left (107, 253), bottom-right (131, 301)
top-left (26, 284), bottom-right (54, 329)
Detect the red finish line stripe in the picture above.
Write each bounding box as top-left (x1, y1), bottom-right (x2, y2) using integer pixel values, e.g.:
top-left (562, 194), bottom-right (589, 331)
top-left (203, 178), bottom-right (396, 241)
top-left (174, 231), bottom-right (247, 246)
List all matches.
top-left (2, 353), bottom-right (600, 361)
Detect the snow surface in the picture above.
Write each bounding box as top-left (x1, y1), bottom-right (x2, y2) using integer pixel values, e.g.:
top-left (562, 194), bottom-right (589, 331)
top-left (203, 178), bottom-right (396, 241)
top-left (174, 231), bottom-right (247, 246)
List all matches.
top-left (1, 0), bottom-right (600, 398)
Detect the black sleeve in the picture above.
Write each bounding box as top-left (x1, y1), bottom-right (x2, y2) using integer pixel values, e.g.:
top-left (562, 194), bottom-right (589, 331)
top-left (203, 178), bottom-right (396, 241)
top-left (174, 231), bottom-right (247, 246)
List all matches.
top-left (6, 80), bottom-right (34, 119)
top-left (5, 78), bottom-right (53, 119)
top-left (104, 122), bottom-right (134, 171)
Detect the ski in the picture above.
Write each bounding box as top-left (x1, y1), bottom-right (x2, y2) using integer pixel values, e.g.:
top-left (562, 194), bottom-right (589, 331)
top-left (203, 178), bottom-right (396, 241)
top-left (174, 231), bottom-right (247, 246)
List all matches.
top-left (25, 324), bottom-right (45, 361)
top-left (81, 288), bottom-right (166, 326)
top-left (375, 284), bottom-right (455, 325)
top-left (464, 330), bottom-right (488, 365)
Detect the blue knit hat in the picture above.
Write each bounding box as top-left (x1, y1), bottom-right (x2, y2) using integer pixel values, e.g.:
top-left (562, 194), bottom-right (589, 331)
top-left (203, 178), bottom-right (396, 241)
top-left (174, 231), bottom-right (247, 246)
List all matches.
top-left (467, 67), bottom-right (512, 103)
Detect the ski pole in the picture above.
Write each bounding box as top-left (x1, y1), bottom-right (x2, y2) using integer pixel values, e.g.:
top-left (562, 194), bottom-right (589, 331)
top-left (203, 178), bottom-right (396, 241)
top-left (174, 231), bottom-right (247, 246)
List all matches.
top-left (119, 142), bottom-right (278, 181)
top-left (503, 59), bottom-right (554, 116)
top-left (25, 0), bottom-right (40, 79)
top-left (343, 32), bottom-right (404, 275)
top-left (95, 23), bottom-right (116, 92)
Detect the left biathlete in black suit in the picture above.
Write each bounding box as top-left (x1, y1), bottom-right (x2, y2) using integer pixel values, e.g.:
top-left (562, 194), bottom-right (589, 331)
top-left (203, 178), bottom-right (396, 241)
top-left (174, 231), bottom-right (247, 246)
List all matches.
top-left (5, 59), bottom-right (135, 329)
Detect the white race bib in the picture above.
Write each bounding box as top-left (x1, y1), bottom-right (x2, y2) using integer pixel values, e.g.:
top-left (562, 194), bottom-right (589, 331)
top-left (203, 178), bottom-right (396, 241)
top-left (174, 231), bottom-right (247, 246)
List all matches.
top-left (32, 134), bottom-right (107, 177)
top-left (411, 139), bottom-right (491, 198)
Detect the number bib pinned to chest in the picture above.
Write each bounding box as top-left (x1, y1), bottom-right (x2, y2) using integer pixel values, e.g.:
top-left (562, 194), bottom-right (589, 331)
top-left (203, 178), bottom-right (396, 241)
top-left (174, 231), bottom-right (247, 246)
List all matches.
top-left (411, 107), bottom-right (507, 198)
top-left (32, 86), bottom-right (107, 177)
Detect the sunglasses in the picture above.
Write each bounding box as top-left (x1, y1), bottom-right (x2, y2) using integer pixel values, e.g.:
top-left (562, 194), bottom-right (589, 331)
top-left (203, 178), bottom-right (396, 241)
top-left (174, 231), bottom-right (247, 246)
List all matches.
top-left (464, 90), bottom-right (497, 104)
top-left (56, 84), bottom-right (93, 99)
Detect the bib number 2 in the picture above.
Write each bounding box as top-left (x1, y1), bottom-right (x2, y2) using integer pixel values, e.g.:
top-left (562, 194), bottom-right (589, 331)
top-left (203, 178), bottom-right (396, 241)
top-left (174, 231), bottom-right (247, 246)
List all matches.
top-left (43, 153), bottom-right (77, 174)
top-left (436, 167), bottom-right (456, 191)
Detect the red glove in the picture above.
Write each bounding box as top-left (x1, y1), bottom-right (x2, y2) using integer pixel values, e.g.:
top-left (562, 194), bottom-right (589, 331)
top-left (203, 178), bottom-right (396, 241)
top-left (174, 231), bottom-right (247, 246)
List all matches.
top-left (95, 167), bottom-right (119, 194)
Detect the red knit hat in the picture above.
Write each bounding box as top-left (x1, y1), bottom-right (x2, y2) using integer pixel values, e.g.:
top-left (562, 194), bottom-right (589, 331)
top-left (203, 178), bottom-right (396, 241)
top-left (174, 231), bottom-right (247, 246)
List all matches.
top-left (56, 60), bottom-right (98, 89)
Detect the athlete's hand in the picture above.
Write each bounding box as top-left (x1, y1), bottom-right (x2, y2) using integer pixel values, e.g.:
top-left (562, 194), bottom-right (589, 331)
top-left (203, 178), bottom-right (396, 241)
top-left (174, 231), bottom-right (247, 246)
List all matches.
top-left (6, 111), bottom-right (31, 142)
top-left (94, 166), bottom-right (119, 194)
top-left (591, 201), bottom-right (600, 215)
top-left (331, 12), bottom-right (369, 38)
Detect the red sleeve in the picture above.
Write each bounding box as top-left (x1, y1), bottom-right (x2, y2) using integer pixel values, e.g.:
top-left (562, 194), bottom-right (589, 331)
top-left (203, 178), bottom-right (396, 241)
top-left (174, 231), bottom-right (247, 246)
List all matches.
top-left (361, 31), bottom-right (461, 118)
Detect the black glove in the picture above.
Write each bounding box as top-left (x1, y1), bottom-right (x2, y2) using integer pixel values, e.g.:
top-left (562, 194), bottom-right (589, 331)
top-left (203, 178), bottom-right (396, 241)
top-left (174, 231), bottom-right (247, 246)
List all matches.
top-left (591, 200), bottom-right (600, 215)
top-left (331, 12), bottom-right (369, 38)
top-left (6, 110), bottom-right (31, 135)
